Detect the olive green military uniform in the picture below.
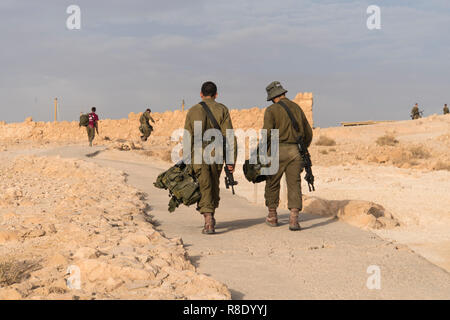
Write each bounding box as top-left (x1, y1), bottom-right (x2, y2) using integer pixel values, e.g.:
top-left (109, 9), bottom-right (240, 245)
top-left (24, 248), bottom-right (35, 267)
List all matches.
top-left (263, 97), bottom-right (313, 210)
top-left (184, 97), bottom-right (235, 214)
top-left (411, 106), bottom-right (421, 119)
top-left (140, 112), bottom-right (155, 140)
top-left (444, 105), bottom-right (449, 115)
top-left (87, 126), bottom-right (96, 144)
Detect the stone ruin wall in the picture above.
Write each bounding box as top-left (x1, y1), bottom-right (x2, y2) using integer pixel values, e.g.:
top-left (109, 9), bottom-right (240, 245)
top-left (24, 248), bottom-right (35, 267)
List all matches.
top-left (0, 92), bottom-right (314, 142)
top-left (292, 92), bottom-right (314, 128)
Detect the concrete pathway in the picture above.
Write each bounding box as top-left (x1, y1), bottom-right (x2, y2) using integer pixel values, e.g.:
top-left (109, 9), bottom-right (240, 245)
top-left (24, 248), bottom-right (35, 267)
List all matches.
top-left (31, 145), bottom-right (450, 299)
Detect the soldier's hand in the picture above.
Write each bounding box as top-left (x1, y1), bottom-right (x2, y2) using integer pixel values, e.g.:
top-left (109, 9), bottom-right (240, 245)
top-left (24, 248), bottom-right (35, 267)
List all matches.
top-left (227, 165), bottom-right (235, 173)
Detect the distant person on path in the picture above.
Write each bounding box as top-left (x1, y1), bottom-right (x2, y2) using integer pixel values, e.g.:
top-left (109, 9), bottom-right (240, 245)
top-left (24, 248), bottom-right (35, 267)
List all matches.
top-left (444, 104), bottom-right (449, 115)
top-left (139, 108), bottom-right (155, 142)
top-left (87, 107), bottom-right (99, 147)
top-left (411, 103), bottom-right (422, 120)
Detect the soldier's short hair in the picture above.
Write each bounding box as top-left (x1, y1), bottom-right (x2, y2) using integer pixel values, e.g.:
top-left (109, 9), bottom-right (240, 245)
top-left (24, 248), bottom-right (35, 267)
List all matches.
top-left (91, 107), bottom-right (96, 112)
top-left (201, 81), bottom-right (217, 97)
top-left (146, 108), bottom-right (151, 112)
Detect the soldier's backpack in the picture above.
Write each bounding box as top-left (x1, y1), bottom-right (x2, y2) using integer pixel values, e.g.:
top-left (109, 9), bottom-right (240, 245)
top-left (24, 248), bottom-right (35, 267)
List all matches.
top-left (154, 162), bottom-right (201, 212)
top-left (79, 114), bottom-right (89, 127)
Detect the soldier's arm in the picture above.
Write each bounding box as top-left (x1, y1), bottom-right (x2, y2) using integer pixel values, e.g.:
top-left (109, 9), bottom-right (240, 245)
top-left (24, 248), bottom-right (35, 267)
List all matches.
top-left (183, 110), bottom-right (195, 164)
top-left (262, 108), bottom-right (275, 150)
top-left (150, 115), bottom-right (155, 123)
top-left (95, 115), bottom-right (100, 133)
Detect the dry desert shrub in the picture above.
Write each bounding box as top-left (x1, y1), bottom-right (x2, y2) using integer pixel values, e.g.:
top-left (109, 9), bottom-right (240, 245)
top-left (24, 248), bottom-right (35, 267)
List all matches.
top-left (0, 260), bottom-right (41, 286)
top-left (387, 145), bottom-right (432, 168)
top-left (315, 135), bottom-right (336, 146)
top-left (433, 161), bottom-right (450, 171)
top-left (376, 134), bottom-right (399, 146)
top-left (409, 145), bottom-right (431, 159)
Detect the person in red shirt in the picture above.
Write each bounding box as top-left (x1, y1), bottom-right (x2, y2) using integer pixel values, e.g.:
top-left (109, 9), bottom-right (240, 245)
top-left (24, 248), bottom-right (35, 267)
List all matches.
top-left (87, 107), bottom-right (99, 147)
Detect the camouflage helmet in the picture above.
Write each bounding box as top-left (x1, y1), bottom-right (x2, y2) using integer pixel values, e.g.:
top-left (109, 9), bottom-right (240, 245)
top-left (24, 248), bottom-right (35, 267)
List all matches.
top-left (266, 81), bottom-right (288, 101)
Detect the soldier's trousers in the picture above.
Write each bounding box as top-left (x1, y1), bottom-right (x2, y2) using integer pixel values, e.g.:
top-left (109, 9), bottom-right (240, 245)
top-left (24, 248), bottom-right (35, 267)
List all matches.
top-left (86, 127), bottom-right (96, 143)
top-left (193, 163), bottom-right (223, 214)
top-left (265, 144), bottom-right (303, 210)
top-left (140, 125), bottom-right (153, 140)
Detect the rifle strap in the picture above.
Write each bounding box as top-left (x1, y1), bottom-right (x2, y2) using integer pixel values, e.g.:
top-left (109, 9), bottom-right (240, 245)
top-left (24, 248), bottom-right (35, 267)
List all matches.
top-left (278, 100), bottom-right (300, 133)
top-left (200, 101), bottom-right (228, 164)
top-left (200, 101), bottom-right (221, 131)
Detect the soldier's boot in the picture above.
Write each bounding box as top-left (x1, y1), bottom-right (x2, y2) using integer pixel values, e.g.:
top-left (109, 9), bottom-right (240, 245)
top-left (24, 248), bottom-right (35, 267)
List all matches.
top-left (202, 213), bottom-right (216, 235)
top-left (289, 208), bottom-right (301, 231)
top-left (265, 208), bottom-right (278, 227)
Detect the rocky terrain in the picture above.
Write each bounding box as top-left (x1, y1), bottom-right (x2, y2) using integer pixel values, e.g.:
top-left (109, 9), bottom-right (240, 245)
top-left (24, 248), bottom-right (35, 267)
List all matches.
top-left (0, 156), bottom-right (230, 300)
top-left (1, 107), bottom-right (449, 299)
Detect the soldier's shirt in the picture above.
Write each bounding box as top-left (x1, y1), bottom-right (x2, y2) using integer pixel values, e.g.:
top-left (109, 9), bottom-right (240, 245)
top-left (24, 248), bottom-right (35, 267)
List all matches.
top-left (88, 112), bottom-right (99, 129)
top-left (412, 106), bottom-right (419, 114)
top-left (184, 97), bottom-right (236, 166)
top-left (444, 107), bottom-right (449, 114)
top-left (140, 112), bottom-right (154, 126)
top-left (263, 97), bottom-right (313, 148)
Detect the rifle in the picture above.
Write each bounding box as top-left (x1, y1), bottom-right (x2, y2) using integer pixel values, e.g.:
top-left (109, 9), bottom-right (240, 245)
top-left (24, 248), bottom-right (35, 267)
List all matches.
top-left (224, 162), bottom-right (237, 195)
top-left (278, 100), bottom-right (315, 192)
top-left (410, 110), bottom-right (424, 120)
top-left (200, 102), bottom-right (238, 195)
top-left (297, 137), bottom-right (315, 192)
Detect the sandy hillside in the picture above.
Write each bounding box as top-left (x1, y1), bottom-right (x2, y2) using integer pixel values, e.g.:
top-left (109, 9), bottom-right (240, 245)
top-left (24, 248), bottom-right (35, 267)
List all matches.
top-left (0, 155), bottom-right (229, 300)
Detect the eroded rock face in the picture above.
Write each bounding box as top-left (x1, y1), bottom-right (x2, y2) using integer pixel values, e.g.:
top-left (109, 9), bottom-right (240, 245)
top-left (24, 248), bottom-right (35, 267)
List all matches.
top-left (303, 197), bottom-right (399, 230)
top-left (0, 156), bottom-right (231, 300)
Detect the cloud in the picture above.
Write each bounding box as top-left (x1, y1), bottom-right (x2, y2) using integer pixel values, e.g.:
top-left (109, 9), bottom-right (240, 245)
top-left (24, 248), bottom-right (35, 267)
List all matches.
top-left (0, 0), bottom-right (449, 126)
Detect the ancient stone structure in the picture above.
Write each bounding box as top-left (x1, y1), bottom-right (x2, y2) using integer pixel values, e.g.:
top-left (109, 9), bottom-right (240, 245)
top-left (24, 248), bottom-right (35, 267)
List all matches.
top-left (292, 92), bottom-right (314, 128)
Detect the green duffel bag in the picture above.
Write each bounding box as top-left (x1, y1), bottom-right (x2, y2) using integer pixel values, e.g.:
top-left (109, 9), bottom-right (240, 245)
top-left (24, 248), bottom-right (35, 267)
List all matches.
top-left (154, 162), bottom-right (201, 212)
top-left (79, 114), bottom-right (89, 127)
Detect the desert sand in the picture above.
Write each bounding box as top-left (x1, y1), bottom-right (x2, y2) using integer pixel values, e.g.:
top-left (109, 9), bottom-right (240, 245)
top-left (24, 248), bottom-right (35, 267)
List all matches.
top-left (0, 108), bottom-right (449, 299)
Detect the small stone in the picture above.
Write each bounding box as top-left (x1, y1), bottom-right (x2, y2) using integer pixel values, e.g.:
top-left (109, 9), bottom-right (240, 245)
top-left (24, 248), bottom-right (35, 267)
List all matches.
top-left (0, 288), bottom-right (22, 300)
top-left (125, 280), bottom-right (151, 291)
top-left (73, 247), bottom-right (98, 260)
top-left (47, 253), bottom-right (68, 268)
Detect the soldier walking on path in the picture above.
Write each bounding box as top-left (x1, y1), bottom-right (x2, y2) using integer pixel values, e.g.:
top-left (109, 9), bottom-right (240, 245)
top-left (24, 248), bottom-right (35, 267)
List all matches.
top-left (140, 108), bottom-right (155, 142)
top-left (262, 81), bottom-right (313, 231)
top-left (87, 107), bottom-right (99, 147)
top-left (411, 103), bottom-right (422, 120)
top-left (183, 81), bottom-right (237, 234)
top-left (443, 104), bottom-right (449, 115)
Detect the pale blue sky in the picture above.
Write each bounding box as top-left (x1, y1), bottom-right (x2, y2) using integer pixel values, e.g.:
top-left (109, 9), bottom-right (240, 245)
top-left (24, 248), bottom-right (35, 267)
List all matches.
top-left (0, 0), bottom-right (449, 127)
